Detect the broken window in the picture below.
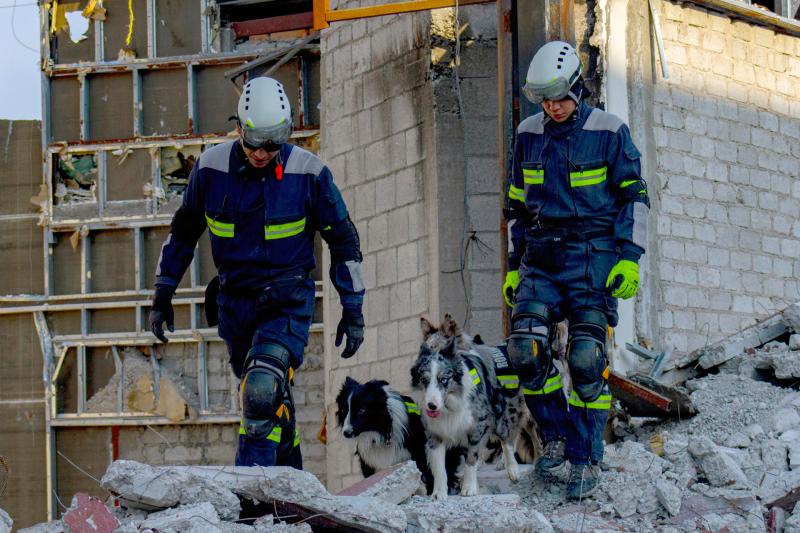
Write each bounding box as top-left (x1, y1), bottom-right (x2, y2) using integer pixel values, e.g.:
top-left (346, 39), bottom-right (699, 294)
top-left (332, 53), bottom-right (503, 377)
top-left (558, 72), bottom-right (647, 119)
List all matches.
top-left (103, 0), bottom-right (147, 61)
top-left (158, 145), bottom-right (201, 202)
top-left (54, 152), bottom-right (97, 205)
top-left (50, 2), bottom-right (96, 64)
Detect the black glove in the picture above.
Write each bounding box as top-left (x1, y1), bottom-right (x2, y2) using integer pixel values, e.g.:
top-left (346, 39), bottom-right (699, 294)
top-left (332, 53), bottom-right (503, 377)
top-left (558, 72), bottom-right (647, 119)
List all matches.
top-left (149, 287), bottom-right (175, 343)
top-left (335, 309), bottom-right (364, 359)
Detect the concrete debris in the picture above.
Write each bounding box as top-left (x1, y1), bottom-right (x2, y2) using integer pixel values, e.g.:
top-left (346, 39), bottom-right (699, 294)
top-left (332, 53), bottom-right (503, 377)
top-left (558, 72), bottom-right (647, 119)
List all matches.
top-left (781, 302), bottom-right (800, 332)
top-left (253, 515), bottom-right (311, 532)
top-left (785, 502), bottom-right (800, 529)
top-left (63, 493), bottom-right (120, 533)
top-left (17, 521), bottom-right (64, 533)
top-left (139, 502), bottom-right (221, 532)
top-left (402, 494), bottom-right (553, 533)
top-left (101, 460), bottom-right (240, 520)
top-left (789, 334), bottom-right (800, 350)
top-left (476, 463), bottom-right (534, 495)
top-left (688, 436), bottom-right (752, 489)
top-left (757, 470), bottom-right (800, 510)
top-left (0, 508), bottom-right (11, 533)
top-left (756, 347), bottom-right (800, 380)
top-left (336, 460), bottom-right (423, 504)
top-left (656, 478), bottom-right (682, 516)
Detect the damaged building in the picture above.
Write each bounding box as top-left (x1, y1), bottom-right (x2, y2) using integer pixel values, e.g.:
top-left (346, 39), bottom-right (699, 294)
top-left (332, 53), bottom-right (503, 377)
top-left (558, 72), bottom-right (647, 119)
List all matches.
top-left (1, 0), bottom-right (800, 530)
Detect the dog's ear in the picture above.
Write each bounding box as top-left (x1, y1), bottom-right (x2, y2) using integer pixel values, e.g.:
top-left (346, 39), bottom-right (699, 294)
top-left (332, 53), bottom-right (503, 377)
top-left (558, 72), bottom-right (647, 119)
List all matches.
top-left (440, 336), bottom-right (457, 358)
top-left (344, 376), bottom-right (360, 389)
top-left (420, 316), bottom-right (438, 340)
top-left (373, 379), bottom-right (390, 388)
top-left (473, 334), bottom-right (484, 345)
top-left (441, 313), bottom-right (461, 339)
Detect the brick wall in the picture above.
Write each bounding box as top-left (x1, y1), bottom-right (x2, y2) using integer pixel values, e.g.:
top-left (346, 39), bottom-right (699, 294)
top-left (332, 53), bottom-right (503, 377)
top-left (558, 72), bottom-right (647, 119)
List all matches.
top-left (320, 11), bottom-right (436, 491)
top-left (649, 1), bottom-right (800, 355)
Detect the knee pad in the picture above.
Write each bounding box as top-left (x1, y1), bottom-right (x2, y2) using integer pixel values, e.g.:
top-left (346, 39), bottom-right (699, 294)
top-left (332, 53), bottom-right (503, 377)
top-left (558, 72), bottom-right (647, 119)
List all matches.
top-left (567, 309), bottom-right (608, 402)
top-left (508, 301), bottom-right (553, 390)
top-left (241, 342), bottom-right (293, 440)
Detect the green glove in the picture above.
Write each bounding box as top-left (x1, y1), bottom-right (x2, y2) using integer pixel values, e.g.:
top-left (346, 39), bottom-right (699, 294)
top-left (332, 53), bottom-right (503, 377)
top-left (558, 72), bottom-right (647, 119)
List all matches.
top-left (503, 270), bottom-right (520, 307)
top-left (606, 259), bottom-right (639, 299)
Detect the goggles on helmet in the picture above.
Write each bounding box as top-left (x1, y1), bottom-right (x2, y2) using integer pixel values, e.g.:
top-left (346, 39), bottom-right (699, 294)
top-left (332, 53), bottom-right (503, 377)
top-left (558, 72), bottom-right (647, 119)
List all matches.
top-left (239, 118), bottom-right (292, 151)
top-left (522, 70), bottom-right (581, 104)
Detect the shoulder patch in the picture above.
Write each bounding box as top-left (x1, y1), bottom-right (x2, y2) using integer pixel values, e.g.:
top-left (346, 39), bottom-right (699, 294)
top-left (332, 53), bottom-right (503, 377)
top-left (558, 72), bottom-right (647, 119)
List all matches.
top-left (284, 146), bottom-right (325, 177)
top-left (518, 113), bottom-right (545, 135)
top-left (198, 141), bottom-right (235, 173)
top-left (582, 109), bottom-right (624, 133)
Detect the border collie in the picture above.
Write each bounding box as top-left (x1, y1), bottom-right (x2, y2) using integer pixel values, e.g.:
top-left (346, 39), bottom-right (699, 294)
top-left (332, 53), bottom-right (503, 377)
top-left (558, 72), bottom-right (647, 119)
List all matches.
top-left (335, 377), bottom-right (461, 494)
top-left (411, 315), bottom-right (527, 499)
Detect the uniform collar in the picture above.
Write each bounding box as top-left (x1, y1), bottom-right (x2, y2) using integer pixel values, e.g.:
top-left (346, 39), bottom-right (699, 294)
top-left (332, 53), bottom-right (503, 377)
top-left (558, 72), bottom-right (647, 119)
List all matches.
top-left (232, 141), bottom-right (288, 179)
top-left (543, 101), bottom-right (592, 138)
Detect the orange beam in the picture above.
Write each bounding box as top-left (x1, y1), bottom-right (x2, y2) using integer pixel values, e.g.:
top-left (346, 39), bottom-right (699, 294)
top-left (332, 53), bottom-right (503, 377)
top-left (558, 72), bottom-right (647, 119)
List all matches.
top-left (324, 0), bottom-right (493, 25)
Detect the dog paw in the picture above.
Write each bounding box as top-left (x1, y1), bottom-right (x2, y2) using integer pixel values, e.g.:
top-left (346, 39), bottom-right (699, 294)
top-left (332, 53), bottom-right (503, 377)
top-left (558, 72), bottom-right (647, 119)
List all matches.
top-left (461, 484), bottom-right (479, 497)
top-left (432, 489), bottom-right (448, 500)
top-left (507, 463), bottom-right (520, 483)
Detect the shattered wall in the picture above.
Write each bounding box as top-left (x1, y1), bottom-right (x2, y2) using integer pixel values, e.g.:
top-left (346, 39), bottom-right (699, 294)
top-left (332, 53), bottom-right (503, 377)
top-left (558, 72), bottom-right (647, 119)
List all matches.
top-left (320, 9), bottom-right (436, 491)
top-left (640, 1), bottom-right (800, 356)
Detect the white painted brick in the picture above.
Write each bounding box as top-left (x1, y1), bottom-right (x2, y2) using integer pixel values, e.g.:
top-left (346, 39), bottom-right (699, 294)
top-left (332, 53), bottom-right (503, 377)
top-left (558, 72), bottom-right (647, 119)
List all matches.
top-left (693, 179), bottom-right (715, 200)
top-left (660, 261), bottom-right (675, 281)
top-left (389, 281), bottom-right (411, 320)
top-left (685, 242), bottom-right (708, 263)
top-left (708, 247), bottom-right (730, 267)
top-left (741, 272), bottom-right (763, 294)
top-left (397, 241), bottom-right (419, 281)
top-left (661, 196), bottom-right (684, 215)
top-left (732, 295), bottom-right (754, 313)
top-left (728, 206), bottom-right (751, 227)
top-left (662, 239), bottom-right (685, 260)
top-left (706, 204), bottom-right (728, 223)
top-left (688, 289), bottom-right (710, 308)
top-left (374, 174), bottom-right (396, 214)
top-left (684, 155), bottom-right (706, 178)
top-left (355, 181), bottom-right (377, 221)
top-left (763, 236), bottom-right (781, 255)
top-left (781, 238), bottom-right (800, 258)
top-left (659, 151), bottom-right (685, 174)
top-left (730, 251), bottom-right (753, 270)
top-left (753, 255), bottom-right (772, 274)
top-left (368, 213), bottom-right (389, 252)
top-left (410, 275), bottom-right (428, 315)
top-left (752, 128), bottom-right (773, 149)
top-left (674, 310), bottom-right (695, 330)
top-left (751, 213), bottom-right (773, 232)
top-left (764, 278), bottom-right (785, 297)
top-left (396, 166), bottom-right (419, 206)
top-left (377, 248), bottom-right (398, 286)
top-left (775, 258), bottom-right (793, 277)
top-left (675, 265), bottom-right (698, 284)
top-left (377, 321), bottom-right (399, 358)
top-left (657, 215), bottom-right (671, 236)
top-left (750, 169), bottom-right (772, 190)
top-left (710, 292), bottom-right (732, 311)
top-left (685, 199), bottom-right (706, 219)
top-left (664, 285), bottom-right (688, 307)
top-left (758, 152), bottom-right (780, 172)
top-left (660, 309), bottom-right (674, 329)
top-left (672, 219), bottom-right (694, 238)
top-left (698, 267), bottom-right (721, 288)
top-left (770, 94), bottom-right (789, 115)
top-left (666, 174), bottom-right (692, 195)
top-left (731, 125), bottom-right (751, 144)
top-left (706, 161), bottom-right (728, 182)
top-left (694, 222), bottom-right (716, 243)
top-left (715, 141), bottom-right (738, 163)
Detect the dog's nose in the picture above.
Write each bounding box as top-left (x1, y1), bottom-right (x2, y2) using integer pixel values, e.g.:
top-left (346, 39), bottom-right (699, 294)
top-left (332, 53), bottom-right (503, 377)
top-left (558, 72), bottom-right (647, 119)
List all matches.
top-left (427, 402), bottom-right (438, 411)
top-left (343, 428), bottom-right (354, 438)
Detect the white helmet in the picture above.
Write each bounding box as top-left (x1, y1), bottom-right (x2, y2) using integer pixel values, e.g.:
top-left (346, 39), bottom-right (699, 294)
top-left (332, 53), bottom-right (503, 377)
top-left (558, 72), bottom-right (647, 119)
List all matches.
top-left (522, 41), bottom-right (582, 104)
top-left (237, 77), bottom-right (292, 149)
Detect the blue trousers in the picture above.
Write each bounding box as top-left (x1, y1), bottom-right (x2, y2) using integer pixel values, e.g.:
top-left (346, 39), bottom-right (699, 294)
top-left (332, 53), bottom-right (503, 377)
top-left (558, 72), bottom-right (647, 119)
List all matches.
top-left (515, 236), bottom-right (616, 465)
top-left (218, 276), bottom-right (315, 468)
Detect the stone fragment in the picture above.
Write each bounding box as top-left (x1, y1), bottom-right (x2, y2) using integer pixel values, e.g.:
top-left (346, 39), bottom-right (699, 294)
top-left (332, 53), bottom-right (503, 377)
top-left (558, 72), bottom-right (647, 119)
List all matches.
top-left (771, 407), bottom-right (800, 434)
top-left (337, 461), bottom-right (422, 504)
top-left (476, 464), bottom-right (533, 495)
top-left (17, 521), bottom-right (65, 533)
top-left (0, 508), bottom-right (11, 533)
top-left (782, 302), bottom-right (800, 332)
top-left (219, 523), bottom-right (255, 532)
top-left (101, 460), bottom-right (240, 520)
top-left (789, 334), bottom-right (800, 350)
top-left (759, 439), bottom-right (789, 472)
top-left (547, 505), bottom-right (626, 532)
top-left (62, 493), bottom-right (120, 533)
top-left (140, 502), bottom-right (221, 532)
top-left (656, 478), bottom-right (682, 517)
top-left (688, 436), bottom-right (751, 489)
top-left (757, 469), bottom-right (800, 508)
top-left (724, 432), bottom-right (751, 449)
top-left (603, 440), bottom-right (667, 477)
top-left (253, 515), bottom-right (311, 533)
top-left (785, 501), bottom-right (800, 529)
top-left (402, 494), bottom-right (553, 533)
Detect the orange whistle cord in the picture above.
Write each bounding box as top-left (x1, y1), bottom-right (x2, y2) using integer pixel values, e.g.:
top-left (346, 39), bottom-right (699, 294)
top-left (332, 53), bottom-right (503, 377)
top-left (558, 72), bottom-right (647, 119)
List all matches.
top-left (276, 404), bottom-right (291, 421)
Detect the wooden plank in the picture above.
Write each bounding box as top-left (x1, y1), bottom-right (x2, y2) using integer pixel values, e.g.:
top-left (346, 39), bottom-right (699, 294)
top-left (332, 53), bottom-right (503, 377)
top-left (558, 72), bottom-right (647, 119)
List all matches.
top-left (608, 371), bottom-right (672, 415)
top-left (232, 12), bottom-right (314, 37)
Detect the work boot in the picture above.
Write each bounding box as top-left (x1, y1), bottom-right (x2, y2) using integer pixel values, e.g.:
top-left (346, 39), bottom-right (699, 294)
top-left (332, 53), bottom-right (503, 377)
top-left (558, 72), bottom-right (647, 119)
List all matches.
top-left (535, 440), bottom-right (566, 478)
top-left (566, 463), bottom-right (600, 500)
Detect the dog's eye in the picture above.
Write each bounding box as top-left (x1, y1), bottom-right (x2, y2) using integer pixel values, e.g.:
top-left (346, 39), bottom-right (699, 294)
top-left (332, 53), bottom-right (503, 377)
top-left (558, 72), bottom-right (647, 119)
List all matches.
top-left (420, 377), bottom-right (429, 386)
top-left (439, 375), bottom-right (449, 385)
top-left (358, 407), bottom-right (366, 415)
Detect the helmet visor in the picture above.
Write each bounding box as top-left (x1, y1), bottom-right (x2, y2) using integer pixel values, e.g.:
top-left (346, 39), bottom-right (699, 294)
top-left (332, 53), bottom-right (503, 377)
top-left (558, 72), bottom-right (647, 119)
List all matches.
top-left (240, 119), bottom-right (292, 150)
top-left (522, 77), bottom-right (572, 104)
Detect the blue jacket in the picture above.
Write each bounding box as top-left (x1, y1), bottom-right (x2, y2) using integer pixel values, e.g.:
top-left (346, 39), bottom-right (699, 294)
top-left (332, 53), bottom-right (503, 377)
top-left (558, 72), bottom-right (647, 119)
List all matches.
top-left (506, 101), bottom-right (649, 270)
top-left (156, 140), bottom-right (364, 311)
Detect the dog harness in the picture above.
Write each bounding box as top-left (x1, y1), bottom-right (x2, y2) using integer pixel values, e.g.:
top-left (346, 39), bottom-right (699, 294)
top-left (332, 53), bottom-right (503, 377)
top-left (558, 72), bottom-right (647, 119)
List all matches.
top-left (487, 345), bottom-right (521, 395)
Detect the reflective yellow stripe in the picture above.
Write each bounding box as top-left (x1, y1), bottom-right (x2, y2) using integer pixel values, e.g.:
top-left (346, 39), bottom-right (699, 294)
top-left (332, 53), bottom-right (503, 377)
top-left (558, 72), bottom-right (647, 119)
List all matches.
top-left (205, 214), bottom-right (235, 238)
top-left (469, 368), bottom-right (481, 385)
top-left (294, 429), bottom-right (300, 447)
top-left (567, 391), bottom-right (612, 410)
top-left (404, 401), bottom-right (421, 415)
top-left (569, 166), bottom-right (607, 187)
top-left (238, 423), bottom-right (283, 442)
top-left (523, 168), bottom-right (544, 185)
top-left (497, 375), bottom-right (520, 389)
top-left (264, 218), bottom-right (306, 240)
top-left (508, 184), bottom-right (525, 201)
top-left (620, 179), bottom-right (639, 188)
top-left (522, 374), bottom-right (563, 396)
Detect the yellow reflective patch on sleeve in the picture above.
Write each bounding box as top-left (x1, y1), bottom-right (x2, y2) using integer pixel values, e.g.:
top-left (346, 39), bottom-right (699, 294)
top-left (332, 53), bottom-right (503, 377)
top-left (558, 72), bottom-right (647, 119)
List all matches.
top-left (205, 213), bottom-right (235, 238)
top-left (264, 218), bottom-right (306, 240)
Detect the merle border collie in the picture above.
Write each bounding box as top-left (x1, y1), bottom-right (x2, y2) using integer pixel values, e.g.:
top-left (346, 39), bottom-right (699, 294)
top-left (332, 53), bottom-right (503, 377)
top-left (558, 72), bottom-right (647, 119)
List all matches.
top-left (411, 314), bottom-right (527, 499)
top-left (335, 377), bottom-right (461, 494)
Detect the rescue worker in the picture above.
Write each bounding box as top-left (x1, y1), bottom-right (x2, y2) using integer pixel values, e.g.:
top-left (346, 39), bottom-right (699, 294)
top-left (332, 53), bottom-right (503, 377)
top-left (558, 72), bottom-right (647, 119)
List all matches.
top-left (502, 41), bottom-right (649, 499)
top-left (149, 77), bottom-right (365, 469)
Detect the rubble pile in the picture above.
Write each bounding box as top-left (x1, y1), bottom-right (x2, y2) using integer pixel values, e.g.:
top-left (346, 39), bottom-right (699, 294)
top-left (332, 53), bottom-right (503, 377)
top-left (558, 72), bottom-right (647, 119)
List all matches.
top-left (14, 304), bottom-right (800, 532)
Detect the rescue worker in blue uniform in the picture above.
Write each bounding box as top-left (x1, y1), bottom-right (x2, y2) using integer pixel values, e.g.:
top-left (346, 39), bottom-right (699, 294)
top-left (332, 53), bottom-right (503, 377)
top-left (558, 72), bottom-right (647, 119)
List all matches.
top-left (502, 42), bottom-right (649, 499)
top-left (149, 77), bottom-right (365, 469)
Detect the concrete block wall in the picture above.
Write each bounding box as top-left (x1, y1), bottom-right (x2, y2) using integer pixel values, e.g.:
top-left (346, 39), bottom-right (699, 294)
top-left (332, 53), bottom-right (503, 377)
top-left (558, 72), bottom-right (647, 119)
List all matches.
top-left (320, 10), bottom-right (437, 491)
top-left (650, 0), bottom-right (800, 355)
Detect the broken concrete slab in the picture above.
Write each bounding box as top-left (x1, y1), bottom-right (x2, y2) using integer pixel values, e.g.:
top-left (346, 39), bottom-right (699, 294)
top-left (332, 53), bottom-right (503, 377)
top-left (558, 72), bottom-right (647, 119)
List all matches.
top-left (789, 334), bottom-right (800, 350)
top-left (781, 302), bottom-right (800, 332)
top-left (252, 515), bottom-right (311, 533)
top-left (758, 469), bottom-right (800, 511)
top-left (63, 493), bottom-right (120, 533)
top-left (0, 508), bottom-right (11, 533)
top-left (785, 502), bottom-right (800, 529)
top-left (476, 463), bottom-right (533, 495)
top-left (688, 436), bottom-right (752, 489)
top-left (673, 313), bottom-right (787, 369)
top-left (770, 407), bottom-right (800, 435)
top-left (603, 440), bottom-right (668, 477)
top-left (656, 478), bottom-right (682, 517)
top-left (547, 505), bottom-right (626, 532)
top-left (759, 439), bottom-right (789, 473)
top-left (337, 461), bottom-right (422, 504)
top-left (219, 522), bottom-right (256, 532)
top-left (17, 521), bottom-right (65, 533)
top-left (402, 494), bottom-right (553, 533)
top-left (668, 494), bottom-right (765, 529)
top-left (140, 502), bottom-right (221, 532)
top-left (101, 460), bottom-right (240, 520)
top-left (160, 465), bottom-right (407, 533)
top-left (759, 350), bottom-right (800, 380)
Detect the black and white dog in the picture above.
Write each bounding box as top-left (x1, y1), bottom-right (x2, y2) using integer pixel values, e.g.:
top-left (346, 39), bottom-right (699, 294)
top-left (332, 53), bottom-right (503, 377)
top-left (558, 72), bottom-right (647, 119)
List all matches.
top-left (411, 315), bottom-right (527, 499)
top-left (335, 377), bottom-right (461, 494)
